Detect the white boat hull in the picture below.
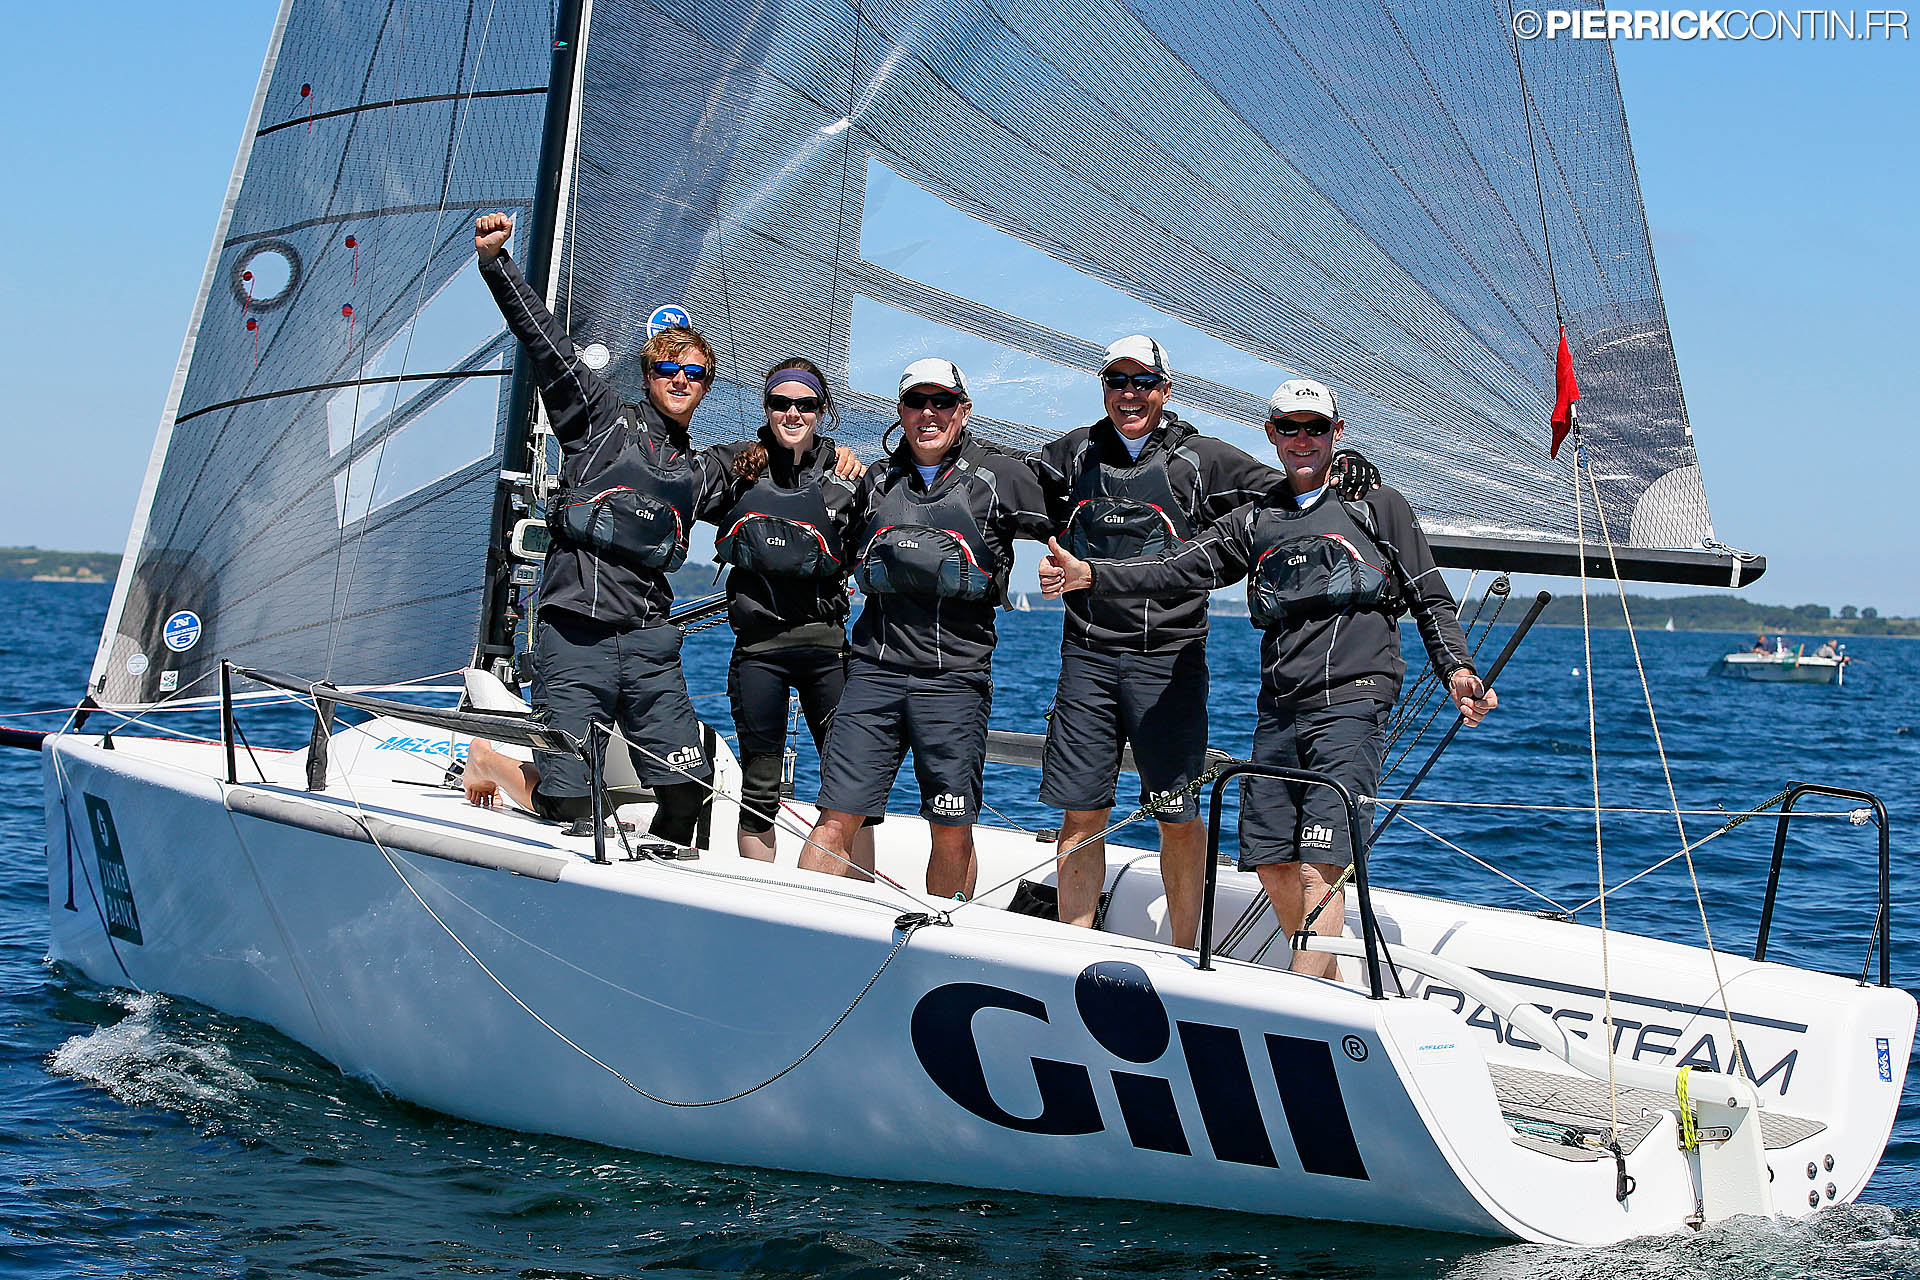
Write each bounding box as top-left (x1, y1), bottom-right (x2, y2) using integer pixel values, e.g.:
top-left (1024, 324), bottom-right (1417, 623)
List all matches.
top-left (42, 726), bottom-right (1912, 1244)
top-left (1713, 652), bottom-right (1844, 684)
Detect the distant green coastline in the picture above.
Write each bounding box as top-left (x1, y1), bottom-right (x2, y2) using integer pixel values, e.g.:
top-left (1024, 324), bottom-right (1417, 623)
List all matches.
top-left (1456, 593), bottom-right (1918, 638)
top-left (0, 547), bottom-right (117, 584)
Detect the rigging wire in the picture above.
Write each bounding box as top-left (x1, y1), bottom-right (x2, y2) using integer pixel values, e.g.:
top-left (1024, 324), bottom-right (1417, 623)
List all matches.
top-left (1582, 457), bottom-right (1748, 1071)
top-left (293, 726), bottom-right (934, 1109)
top-left (1572, 432), bottom-right (1621, 1150)
top-left (1395, 814), bottom-right (1572, 915)
top-left (1382, 576), bottom-right (1507, 779)
top-left (1385, 569), bottom-right (1479, 754)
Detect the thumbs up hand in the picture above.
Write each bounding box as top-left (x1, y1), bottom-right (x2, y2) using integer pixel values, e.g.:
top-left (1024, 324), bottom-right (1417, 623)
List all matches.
top-left (1039, 536), bottom-right (1092, 599)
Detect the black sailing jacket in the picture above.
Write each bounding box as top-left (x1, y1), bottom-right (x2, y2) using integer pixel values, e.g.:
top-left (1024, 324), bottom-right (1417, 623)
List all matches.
top-left (1022, 412), bottom-right (1282, 654)
top-left (479, 252), bottom-right (729, 629)
top-left (1088, 483), bottom-right (1476, 707)
top-left (847, 431), bottom-right (1054, 674)
top-left (702, 435), bottom-right (861, 650)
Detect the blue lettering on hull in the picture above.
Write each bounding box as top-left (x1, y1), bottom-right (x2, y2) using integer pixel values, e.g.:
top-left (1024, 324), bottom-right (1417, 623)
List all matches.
top-left (373, 735), bottom-right (470, 760)
top-left (910, 961), bottom-right (1368, 1178)
top-left (1421, 982), bottom-right (1803, 1096)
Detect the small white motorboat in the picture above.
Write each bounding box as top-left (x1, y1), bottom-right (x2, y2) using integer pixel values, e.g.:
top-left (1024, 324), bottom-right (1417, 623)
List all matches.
top-left (1713, 640), bottom-right (1846, 685)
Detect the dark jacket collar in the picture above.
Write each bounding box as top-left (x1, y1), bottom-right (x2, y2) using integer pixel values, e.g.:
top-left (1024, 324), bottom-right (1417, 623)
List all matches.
top-left (764, 432), bottom-right (835, 486)
top-left (890, 428), bottom-right (975, 488)
top-left (631, 396), bottom-right (693, 453)
top-left (1090, 409), bottom-right (1191, 463)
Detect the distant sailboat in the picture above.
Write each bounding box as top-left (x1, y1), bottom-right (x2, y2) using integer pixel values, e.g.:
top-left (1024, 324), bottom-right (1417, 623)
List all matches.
top-left (1664, 617), bottom-right (1675, 631)
top-left (1013, 592), bottom-right (1033, 612)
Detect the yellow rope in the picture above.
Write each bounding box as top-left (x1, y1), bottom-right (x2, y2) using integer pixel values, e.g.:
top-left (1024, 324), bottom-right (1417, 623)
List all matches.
top-left (1676, 1065), bottom-right (1699, 1151)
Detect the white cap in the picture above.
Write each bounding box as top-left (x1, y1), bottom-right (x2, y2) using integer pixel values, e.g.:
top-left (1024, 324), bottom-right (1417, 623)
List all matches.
top-left (1099, 334), bottom-right (1170, 375)
top-left (898, 357), bottom-right (970, 399)
top-left (1268, 378), bottom-right (1340, 420)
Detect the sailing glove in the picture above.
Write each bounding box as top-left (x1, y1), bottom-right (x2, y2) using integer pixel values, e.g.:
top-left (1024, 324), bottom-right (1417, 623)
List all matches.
top-left (1332, 449), bottom-right (1380, 499)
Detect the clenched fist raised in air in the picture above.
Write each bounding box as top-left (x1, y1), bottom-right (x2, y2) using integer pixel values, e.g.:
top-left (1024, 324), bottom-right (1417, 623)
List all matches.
top-left (474, 212), bottom-right (513, 261)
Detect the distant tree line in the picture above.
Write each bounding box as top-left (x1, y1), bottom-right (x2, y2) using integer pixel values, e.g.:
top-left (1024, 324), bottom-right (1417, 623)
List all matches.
top-left (0, 547), bottom-right (118, 582)
top-left (1459, 592), bottom-right (1914, 637)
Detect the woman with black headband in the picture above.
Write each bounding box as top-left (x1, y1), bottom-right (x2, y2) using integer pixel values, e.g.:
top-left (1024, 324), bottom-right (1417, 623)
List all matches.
top-left (703, 359), bottom-right (872, 862)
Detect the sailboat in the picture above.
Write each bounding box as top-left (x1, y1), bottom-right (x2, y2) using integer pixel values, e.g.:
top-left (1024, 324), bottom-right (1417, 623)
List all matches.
top-left (1013, 591), bottom-right (1034, 612)
top-left (23, 0), bottom-right (1907, 1246)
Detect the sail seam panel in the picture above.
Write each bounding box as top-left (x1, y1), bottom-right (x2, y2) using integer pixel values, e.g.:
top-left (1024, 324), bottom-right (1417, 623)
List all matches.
top-left (89, 0), bottom-right (300, 697)
top-left (254, 84), bottom-right (545, 136)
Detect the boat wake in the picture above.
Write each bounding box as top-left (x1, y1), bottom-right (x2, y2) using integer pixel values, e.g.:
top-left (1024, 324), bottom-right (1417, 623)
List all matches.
top-left (46, 990), bottom-right (258, 1122)
top-left (1448, 1203), bottom-right (1920, 1279)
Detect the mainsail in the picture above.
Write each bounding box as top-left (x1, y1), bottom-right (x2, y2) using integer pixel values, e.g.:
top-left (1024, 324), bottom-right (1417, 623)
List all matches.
top-left (550, 0), bottom-right (1745, 580)
top-left (90, 0), bottom-right (555, 706)
top-left (97, 0), bottom-right (1754, 705)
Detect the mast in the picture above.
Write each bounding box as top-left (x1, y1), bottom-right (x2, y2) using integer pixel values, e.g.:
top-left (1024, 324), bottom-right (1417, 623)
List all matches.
top-left (475, 0), bottom-right (590, 682)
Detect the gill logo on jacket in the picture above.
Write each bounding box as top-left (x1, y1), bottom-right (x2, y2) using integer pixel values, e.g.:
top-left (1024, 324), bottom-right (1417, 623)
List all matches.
top-left (911, 961), bottom-right (1367, 1177)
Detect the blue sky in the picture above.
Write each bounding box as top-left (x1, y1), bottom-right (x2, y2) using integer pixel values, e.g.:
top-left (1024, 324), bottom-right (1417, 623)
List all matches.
top-left (2, 5), bottom-right (1913, 613)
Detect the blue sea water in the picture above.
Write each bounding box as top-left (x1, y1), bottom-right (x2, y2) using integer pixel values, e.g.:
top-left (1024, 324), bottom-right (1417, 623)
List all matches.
top-left (3, 577), bottom-right (1918, 1277)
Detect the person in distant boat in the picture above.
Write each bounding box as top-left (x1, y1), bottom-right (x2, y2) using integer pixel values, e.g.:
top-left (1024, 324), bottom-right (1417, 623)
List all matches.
top-left (459, 211), bottom-right (732, 851)
top-left (799, 359), bottom-right (1054, 899)
top-left (1814, 638), bottom-right (1839, 659)
top-left (1752, 634), bottom-right (1773, 653)
top-left (1039, 378), bottom-right (1493, 977)
top-left (1011, 336), bottom-right (1298, 947)
top-left (701, 358), bottom-right (874, 863)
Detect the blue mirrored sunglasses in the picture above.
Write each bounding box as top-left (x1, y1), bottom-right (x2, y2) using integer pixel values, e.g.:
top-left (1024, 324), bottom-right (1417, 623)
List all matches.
top-left (650, 360), bottom-right (711, 382)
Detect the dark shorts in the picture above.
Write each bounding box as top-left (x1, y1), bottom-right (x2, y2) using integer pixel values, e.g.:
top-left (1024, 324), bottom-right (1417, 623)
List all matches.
top-left (815, 658), bottom-right (991, 825)
top-left (1238, 696), bottom-right (1390, 871)
top-left (530, 612), bottom-right (712, 805)
top-left (1038, 642), bottom-right (1209, 822)
top-left (727, 644), bottom-right (849, 759)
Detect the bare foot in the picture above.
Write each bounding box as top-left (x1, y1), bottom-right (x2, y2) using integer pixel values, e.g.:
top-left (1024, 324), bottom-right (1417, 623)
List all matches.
top-left (464, 738), bottom-right (502, 807)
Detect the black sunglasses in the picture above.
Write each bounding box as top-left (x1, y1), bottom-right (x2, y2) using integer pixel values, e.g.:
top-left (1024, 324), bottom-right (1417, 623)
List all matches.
top-left (766, 394), bottom-right (822, 414)
top-left (1268, 417), bottom-right (1334, 438)
top-left (1102, 371), bottom-right (1165, 392)
top-left (650, 360), bottom-right (711, 382)
top-left (900, 390), bottom-right (962, 411)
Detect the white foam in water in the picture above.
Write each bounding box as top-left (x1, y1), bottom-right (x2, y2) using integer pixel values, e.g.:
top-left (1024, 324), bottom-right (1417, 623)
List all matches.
top-left (1443, 1204), bottom-right (1920, 1279)
top-left (47, 990), bottom-right (257, 1113)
